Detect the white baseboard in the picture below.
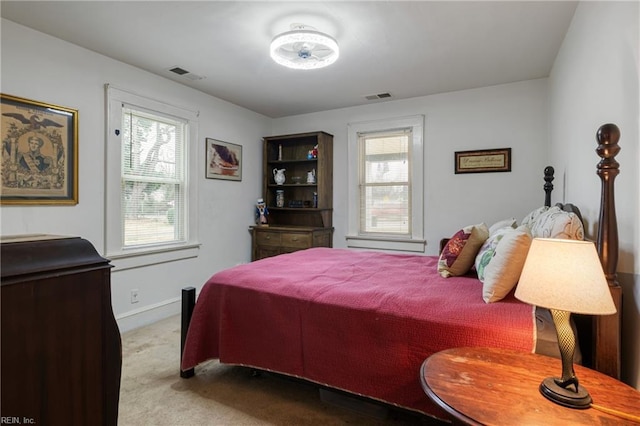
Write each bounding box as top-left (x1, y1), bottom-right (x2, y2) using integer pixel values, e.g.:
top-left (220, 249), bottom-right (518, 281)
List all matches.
top-left (116, 297), bottom-right (181, 333)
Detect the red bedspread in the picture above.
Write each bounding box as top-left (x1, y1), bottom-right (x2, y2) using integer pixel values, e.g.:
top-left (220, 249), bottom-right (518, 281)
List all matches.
top-left (182, 247), bottom-right (535, 416)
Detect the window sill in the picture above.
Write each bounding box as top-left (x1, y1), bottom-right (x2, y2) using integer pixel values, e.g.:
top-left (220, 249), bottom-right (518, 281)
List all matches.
top-left (107, 243), bottom-right (200, 272)
top-left (345, 235), bottom-right (426, 253)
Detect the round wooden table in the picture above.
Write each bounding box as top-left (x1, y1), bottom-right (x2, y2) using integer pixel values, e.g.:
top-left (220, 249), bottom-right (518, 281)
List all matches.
top-left (420, 347), bottom-right (640, 425)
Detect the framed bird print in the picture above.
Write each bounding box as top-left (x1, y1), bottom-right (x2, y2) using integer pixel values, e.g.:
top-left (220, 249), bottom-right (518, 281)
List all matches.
top-left (1, 94), bottom-right (78, 205)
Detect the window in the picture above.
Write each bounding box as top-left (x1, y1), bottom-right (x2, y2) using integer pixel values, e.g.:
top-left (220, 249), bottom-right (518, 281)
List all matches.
top-left (347, 115), bottom-right (425, 252)
top-left (106, 86), bottom-right (199, 269)
top-left (359, 130), bottom-right (410, 235)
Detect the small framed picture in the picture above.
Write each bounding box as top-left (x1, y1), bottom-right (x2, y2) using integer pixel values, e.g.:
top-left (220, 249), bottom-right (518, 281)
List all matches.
top-left (455, 148), bottom-right (511, 174)
top-left (1, 94), bottom-right (79, 205)
top-left (206, 138), bottom-right (242, 181)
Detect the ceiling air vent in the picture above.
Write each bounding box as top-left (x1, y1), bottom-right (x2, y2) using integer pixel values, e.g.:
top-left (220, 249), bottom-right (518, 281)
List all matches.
top-left (166, 66), bottom-right (206, 81)
top-left (365, 92), bottom-right (392, 101)
top-left (169, 67), bottom-right (189, 75)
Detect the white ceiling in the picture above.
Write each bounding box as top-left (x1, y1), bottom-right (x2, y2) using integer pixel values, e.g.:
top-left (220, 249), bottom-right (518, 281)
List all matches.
top-left (1, 1), bottom-right (578, 118)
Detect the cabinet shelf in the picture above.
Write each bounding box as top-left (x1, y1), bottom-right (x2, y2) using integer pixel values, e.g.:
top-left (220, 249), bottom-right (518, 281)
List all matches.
top-left (268, 159), bottom-right (318, 164)
top-left (268, 207), bottom-right (331, 212)
top-left (268, 184), bottom-right (317, 188)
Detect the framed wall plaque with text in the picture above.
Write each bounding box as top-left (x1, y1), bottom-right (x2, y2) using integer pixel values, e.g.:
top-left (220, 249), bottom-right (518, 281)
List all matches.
top-left (455, 148), bottom-right (511, 174)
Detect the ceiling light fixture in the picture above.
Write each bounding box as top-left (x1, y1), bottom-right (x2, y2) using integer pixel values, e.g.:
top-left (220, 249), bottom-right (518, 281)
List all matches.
top-left (270, 24), bottom-right (339, 70)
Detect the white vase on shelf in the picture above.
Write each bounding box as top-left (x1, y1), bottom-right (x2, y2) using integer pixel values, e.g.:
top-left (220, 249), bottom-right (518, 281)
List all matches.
top-left (273, 168), bottom-right (286, 185)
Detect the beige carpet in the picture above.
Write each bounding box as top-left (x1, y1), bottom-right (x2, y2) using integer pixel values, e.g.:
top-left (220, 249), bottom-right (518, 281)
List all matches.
top-left (118, 315), bottom-right (447, 425)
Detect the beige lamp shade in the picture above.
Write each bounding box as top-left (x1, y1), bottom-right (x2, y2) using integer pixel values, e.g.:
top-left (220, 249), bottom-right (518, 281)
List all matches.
top-left (515, 238), bottom-right (616, 315)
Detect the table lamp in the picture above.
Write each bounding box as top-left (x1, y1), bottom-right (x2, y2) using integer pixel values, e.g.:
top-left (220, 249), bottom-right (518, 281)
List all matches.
top-left (515, 238), bottom-right (616, 409)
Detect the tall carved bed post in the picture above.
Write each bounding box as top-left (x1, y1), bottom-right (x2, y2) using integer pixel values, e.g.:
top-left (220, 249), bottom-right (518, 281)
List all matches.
top-left (595, 123), bottom-right (622, 379)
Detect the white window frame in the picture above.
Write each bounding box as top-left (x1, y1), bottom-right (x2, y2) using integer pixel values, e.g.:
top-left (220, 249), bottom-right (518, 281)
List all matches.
top-left (346, 115), bottom-right (425, 252)
top-left (105, 85), bottom-right (200, 270)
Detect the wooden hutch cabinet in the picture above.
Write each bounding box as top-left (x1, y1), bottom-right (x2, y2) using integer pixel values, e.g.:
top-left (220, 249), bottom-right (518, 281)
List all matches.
top-left (251, 131), bottom-right (333, 261)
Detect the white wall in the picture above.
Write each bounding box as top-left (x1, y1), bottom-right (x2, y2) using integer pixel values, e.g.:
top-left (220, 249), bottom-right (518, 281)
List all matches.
top-left (548, 2), bottom-right (639, 388)
top-left (272, 79), bottom-right (550, 255)
top-left (1, 19), bottom-right (270, 331)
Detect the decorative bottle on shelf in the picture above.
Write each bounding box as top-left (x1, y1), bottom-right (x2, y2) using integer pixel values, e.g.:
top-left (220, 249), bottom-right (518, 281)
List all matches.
top-left (278, 144), bottom-right (283, 161)
top-left (276, 190), bottom-right (284, 208)
top-left (306, 169), bottom-right (316, 184)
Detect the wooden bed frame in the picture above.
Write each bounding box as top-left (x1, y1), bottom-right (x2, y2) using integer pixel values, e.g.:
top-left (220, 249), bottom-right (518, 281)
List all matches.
top-left (180, 123), bottom-right (622, 382)
top-left (591, 123), bottom-right (622, 379)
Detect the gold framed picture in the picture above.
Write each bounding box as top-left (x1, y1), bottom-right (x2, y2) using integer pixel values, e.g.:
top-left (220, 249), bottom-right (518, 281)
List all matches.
top-left (1, 94), bottom-right (79, 204)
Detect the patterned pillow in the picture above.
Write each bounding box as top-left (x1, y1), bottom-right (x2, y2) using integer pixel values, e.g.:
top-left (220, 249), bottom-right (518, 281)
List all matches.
top-left (481, 226), bottom-right (533, 303)
top-left (521, 206), bottom-right (551, 228)
top-left (438, 223), bottom-right (489, 277)
top-left (474, 226), bottom-right (512, 281)
top-left (529, 208), bottom-right (584, 240)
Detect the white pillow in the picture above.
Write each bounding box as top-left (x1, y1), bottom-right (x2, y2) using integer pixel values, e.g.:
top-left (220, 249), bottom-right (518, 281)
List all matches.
top-left (481, 226), bottom-right (533, 303)
top-left (488, 218), bottom-right (517, 236)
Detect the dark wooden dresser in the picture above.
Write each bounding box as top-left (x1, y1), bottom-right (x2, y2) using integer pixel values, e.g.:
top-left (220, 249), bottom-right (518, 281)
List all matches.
top-left (1, 235), bottom-right (122, 425)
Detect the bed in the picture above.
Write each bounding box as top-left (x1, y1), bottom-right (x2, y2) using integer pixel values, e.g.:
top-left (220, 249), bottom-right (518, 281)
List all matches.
top-left (180, 123), bottom-right (622, 419)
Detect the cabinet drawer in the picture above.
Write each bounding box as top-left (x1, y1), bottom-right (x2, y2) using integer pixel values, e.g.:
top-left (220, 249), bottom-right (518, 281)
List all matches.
top-left (281, 232), bottom-right (311, 248)
top-left (255, 246), bottom-right (281, 260)
top-left (313, 232), bottom-right (332, 247)
top-left (255, 231), bottom-right (281, 246)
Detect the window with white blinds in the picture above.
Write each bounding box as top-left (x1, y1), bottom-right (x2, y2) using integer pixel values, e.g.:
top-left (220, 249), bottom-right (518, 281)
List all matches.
top-left (121, 107), bottom-right (185, 247)
top-left (347, 115), bottom-right (425, 252)
top-left (106, 86), bottom-right (199, 268)
top-left (359, 130), bottom-right (410, 236)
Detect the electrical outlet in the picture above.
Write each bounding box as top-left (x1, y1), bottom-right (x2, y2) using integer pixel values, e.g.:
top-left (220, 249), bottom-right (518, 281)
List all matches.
top-left (131, 289), bottom-right (139, 304)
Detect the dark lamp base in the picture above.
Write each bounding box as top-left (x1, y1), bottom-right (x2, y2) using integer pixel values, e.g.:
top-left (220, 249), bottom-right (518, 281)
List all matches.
top-left (539, 377), bottom-right (592, 409)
